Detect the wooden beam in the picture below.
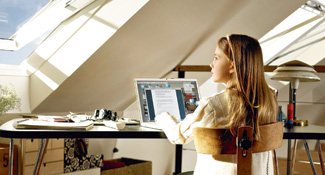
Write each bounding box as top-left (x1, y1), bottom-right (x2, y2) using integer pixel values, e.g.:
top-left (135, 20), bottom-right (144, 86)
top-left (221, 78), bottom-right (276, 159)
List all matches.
top-left (264, 66), bottom-right (277, 72)
top-left (314, 66), bottom-right (325, 72)
top-left (173, 65), bottom-right (325, 72)
top-left (173, 65), bottom-right (211, 72)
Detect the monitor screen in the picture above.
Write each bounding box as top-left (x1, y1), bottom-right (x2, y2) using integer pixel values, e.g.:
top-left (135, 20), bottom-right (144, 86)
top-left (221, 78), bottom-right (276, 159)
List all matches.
top-left (134, 79), bottom-right (200, 122)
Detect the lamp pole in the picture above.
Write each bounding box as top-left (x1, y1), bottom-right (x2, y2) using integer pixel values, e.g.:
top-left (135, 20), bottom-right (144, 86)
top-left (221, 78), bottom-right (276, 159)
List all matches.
top-left (287, 83), bottom-right (292, 175)
top-left (287, 78), bottom-right (299, 175)
top-left (290, 78), bottom-right (299, 120)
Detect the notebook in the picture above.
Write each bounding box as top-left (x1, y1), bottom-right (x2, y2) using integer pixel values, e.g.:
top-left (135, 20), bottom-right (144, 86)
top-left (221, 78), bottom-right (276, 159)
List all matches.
top-left (134, 78), bottom-right (200, 129)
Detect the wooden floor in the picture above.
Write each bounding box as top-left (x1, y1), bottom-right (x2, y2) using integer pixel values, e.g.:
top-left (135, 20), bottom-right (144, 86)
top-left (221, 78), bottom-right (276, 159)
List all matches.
top-left (277, 143), bottom-right (324, 175)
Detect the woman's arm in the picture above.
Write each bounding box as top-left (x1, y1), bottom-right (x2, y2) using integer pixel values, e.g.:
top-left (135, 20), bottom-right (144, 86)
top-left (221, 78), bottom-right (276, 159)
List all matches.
top-left (155, 99), bottom-right (214, 144)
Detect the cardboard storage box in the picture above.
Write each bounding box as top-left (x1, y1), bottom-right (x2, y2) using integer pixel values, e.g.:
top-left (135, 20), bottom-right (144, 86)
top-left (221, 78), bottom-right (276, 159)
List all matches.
top-left (101, 157), bottom-right (152, 175)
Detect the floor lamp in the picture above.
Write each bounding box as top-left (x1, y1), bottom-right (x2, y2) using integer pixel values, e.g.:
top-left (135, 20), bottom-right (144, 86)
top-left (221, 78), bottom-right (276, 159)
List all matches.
top-left (270, 60), bottom-right (321, 175)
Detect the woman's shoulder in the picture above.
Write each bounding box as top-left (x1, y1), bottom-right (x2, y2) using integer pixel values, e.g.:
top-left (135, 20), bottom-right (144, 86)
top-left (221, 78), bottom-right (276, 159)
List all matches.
top-left (205, 90), bottom-right (228, 102)
top-left (196, 90), bottom-right (228, 110)
top-left (205, 89), bottom-right (236, 111)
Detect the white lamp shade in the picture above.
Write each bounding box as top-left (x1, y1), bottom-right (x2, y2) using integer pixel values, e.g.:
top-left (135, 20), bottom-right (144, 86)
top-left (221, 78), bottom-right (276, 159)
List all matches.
top-left (270, 60), bottom-right (320, 82)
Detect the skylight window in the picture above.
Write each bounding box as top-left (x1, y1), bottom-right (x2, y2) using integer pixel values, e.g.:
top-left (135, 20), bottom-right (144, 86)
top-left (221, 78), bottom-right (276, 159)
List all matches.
top-left (0, 0), bottom-right (49, 39)
top-left (0, 30), bottom-right (52, 65)
top-left (260, 0), bottom-right (325, 66)
top-left (0, 0), bottom-right (49, 65)
top-left (0, 0), bottom-right (96, 65)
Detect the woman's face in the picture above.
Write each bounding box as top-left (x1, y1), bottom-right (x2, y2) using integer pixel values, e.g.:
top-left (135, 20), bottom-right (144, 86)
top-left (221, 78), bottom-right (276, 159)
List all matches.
top-left (210, 46), bottom-right (233, 83)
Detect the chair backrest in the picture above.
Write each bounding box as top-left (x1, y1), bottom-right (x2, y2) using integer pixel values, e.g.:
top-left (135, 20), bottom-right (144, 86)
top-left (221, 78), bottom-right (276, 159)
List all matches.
top-left (193, 122), bottom-right (283, 175)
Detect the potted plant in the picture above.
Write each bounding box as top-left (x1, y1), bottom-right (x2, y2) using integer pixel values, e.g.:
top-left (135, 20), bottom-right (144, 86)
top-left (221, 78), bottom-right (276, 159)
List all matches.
top-left (0, 84), bottom-right (21, 115)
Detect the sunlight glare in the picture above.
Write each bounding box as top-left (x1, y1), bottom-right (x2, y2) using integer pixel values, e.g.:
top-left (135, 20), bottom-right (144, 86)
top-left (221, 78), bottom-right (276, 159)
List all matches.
top-left (34, 70), bottom-right (59, 90)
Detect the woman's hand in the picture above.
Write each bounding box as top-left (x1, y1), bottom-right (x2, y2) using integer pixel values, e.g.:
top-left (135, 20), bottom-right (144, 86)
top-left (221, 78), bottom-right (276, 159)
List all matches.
top-left (155, 112), bottom-right (170, 122)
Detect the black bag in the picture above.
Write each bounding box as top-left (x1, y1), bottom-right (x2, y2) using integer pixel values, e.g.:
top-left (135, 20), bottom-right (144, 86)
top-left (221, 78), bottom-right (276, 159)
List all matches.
top-left (74, 138), bottom-right (88, 156)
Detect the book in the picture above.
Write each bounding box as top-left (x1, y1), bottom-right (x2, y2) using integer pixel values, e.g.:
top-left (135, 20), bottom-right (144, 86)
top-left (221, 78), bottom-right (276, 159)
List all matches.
top-left (14, 119), bottom-right (94, 130)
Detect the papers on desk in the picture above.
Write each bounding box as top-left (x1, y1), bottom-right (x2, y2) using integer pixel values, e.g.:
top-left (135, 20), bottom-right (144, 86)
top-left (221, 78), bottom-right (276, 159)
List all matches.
top-left (37, 115), bottom-right (73, 122)
top-left (14, 119), bottom-right (94, 130)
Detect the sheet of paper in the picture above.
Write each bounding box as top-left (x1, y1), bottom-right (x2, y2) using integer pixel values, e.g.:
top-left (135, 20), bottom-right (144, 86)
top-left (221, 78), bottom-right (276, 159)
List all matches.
top-left (38, 115), bottom-right (70, 122)
top-left (151, 89), bottom-right (181, 121)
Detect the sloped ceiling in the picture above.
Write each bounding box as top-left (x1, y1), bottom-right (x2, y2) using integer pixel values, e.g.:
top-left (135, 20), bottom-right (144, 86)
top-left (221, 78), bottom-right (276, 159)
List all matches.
top-left (32, 0), bottom-right (307, 113)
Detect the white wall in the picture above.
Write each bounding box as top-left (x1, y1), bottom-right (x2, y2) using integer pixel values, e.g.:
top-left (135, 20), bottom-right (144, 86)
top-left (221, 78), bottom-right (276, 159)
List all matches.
top-left (0, 64), bottom-right (30, 115)
top-left (0, 65), bottom-right (30, 155)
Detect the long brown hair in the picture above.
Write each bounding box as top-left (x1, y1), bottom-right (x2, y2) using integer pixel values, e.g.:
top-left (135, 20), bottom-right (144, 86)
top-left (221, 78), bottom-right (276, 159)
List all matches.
top-left (218, 34), bottom-right (278, 139)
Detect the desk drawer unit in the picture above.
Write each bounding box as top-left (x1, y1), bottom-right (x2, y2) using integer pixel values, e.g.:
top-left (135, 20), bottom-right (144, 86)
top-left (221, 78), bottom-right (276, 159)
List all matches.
top-left (22, 139), bottom-right (64, 175)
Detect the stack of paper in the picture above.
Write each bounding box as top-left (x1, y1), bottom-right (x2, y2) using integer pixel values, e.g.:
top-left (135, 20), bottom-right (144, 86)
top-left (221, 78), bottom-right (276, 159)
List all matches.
top-left (14, 119), bottom-right (94, 130)
top-left (37, 115), bottom-right (72, 122)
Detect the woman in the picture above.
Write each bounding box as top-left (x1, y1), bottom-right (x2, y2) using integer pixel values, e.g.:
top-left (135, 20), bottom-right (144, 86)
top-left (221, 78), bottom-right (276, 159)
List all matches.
top-left (155, 34), bottom-right (278, 174)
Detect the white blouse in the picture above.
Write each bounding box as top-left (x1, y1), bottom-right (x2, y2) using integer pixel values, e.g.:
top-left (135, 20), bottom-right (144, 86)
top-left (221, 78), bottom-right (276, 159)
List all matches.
top-left (155, 90), bottom-right (274, 175)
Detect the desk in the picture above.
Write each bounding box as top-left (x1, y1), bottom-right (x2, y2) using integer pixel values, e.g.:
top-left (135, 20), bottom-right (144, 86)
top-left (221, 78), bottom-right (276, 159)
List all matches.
top-left (1, 119), bottom-right (325, 175)
top-left (283, 125), bottom-right (325, 175)
top-left (0, 119), bottom-right (170, 175)
top-left (283, 125), bottom-right (325, 140)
